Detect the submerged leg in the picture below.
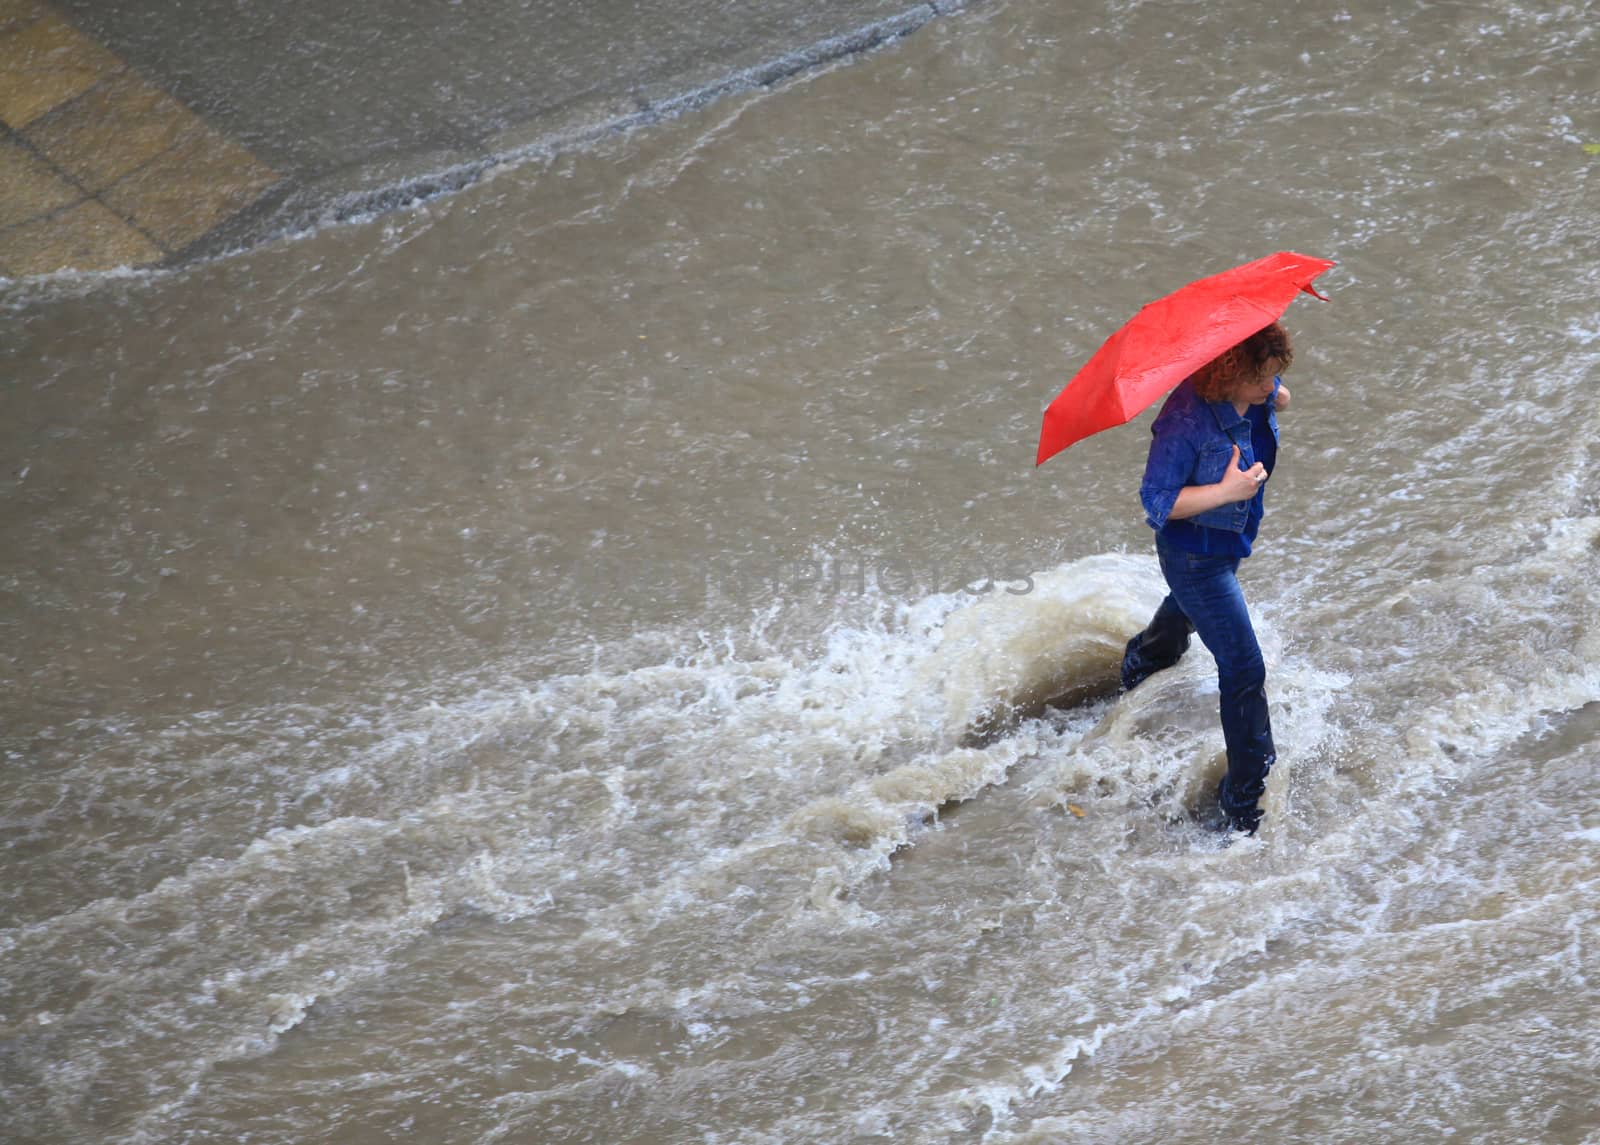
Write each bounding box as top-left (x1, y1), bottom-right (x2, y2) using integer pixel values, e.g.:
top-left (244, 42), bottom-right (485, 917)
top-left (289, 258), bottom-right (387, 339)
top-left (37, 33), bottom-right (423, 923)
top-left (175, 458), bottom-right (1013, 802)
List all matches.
top-left (1121, 593), bottom-right (1194, 693)
top-left (1214, 658), bottom-right (1274, 834)
top-left (1155, 545), bottom-right (1276, 833)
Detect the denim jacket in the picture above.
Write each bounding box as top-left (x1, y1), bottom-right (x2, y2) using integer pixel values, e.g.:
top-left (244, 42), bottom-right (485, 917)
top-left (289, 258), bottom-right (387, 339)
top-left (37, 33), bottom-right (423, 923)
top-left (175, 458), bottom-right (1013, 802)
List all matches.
top-left (1140, 377), bottom-right (1280, 556)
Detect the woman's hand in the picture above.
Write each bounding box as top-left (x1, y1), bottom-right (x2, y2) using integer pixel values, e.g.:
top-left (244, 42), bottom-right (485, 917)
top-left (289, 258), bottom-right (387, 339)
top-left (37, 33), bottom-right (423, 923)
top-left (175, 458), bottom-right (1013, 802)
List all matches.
top-left (1167, 446), bottom-right (1267, 519)
top-left (1274, 382), bottom-right (1292, 412)
top-left (1217, 445), bottom-right (1267, 502)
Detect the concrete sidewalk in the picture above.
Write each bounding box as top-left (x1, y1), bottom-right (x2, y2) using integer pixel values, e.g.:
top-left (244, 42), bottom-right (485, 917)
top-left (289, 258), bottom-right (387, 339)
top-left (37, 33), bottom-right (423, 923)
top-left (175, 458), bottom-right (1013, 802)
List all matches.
top-left (2, 0), bottom-right (966, 277)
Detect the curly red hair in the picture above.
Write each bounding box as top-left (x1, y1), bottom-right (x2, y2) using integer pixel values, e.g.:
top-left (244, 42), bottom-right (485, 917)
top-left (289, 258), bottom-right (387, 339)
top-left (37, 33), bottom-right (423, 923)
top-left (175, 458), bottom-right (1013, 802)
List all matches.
top-left (1192, 322), bottom-right (1294, 403)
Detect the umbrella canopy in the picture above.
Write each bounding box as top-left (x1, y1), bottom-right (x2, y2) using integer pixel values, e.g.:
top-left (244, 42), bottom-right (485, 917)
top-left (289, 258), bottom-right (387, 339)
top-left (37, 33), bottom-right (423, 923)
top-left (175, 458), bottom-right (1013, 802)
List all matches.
top-left (1036, 251), bottom-right (1335, 466)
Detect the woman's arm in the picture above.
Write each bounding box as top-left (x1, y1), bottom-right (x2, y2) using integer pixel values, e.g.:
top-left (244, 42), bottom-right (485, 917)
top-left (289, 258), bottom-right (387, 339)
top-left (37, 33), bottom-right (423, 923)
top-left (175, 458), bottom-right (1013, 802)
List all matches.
top-left (1274, 382), bottom-right (1291, 412)
top-left (1166, 445), bottom-right (1266, 520)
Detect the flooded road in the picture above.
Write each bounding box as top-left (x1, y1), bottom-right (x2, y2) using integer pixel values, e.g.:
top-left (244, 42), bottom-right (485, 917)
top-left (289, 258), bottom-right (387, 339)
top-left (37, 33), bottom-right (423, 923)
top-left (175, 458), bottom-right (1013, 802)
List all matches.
top-left (3, 0), bottom-right (1599, 1141)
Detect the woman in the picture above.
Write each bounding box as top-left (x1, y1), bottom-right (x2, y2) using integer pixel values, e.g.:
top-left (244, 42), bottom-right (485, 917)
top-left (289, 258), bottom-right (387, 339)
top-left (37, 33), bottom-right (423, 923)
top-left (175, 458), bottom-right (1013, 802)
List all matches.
top-left (1120, 322), bottom-right (1294, 835)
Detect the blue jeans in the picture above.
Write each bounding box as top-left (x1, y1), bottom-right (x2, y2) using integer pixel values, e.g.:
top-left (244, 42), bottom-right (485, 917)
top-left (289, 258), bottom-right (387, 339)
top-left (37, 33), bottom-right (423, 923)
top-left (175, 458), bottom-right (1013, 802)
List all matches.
top-left (1121, 536), bottom-right (1276, 832)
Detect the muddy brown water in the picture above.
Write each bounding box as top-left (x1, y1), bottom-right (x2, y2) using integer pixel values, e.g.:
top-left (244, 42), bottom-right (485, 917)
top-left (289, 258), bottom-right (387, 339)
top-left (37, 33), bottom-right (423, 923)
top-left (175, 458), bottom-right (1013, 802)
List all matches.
top-left (3, 0), bottom-right (1598, 1141)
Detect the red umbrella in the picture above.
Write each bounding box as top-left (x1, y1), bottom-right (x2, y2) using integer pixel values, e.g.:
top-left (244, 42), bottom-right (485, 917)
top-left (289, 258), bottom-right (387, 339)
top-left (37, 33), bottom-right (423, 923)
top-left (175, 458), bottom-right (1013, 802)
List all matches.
top-left (1036, 251), bottom-right (1335, 466)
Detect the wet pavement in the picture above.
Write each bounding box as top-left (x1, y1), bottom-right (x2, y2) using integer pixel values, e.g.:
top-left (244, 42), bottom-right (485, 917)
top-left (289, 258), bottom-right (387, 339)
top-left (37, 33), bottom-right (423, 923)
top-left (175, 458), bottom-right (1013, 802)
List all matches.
top-left (3, 0), bottom-right (967, 274)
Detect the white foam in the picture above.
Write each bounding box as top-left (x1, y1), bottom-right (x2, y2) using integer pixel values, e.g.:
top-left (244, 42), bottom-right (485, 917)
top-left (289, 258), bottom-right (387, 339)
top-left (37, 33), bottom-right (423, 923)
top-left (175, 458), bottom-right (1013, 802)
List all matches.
top-left (920, 553), bottom-right (1167, 736)
top-left (1393, 516), bottom-right (1600, 773)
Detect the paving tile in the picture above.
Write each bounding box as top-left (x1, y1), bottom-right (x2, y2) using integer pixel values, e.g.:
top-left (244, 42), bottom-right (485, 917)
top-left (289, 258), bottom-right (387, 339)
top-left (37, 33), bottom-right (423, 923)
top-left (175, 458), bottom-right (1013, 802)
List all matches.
top-left (0, 134), bottom-right (82, 228)
top-left (23, 69), bottom-right (206, 192)
top-left (0, 198), bottom-right (160, 276)
top-left (0, 12), bottom-right (126, 129)
top-left (100, 125), bottom-right (280, 251)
